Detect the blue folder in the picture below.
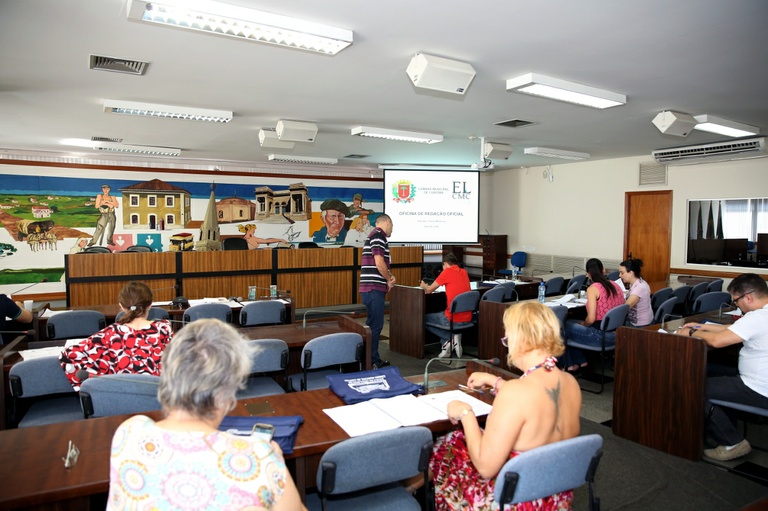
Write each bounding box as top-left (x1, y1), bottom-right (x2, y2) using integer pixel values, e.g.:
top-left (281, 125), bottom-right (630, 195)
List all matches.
top-left (326, 366), bottom-right (424, 404)
top-left (218, 415), bottom-right (303, 454)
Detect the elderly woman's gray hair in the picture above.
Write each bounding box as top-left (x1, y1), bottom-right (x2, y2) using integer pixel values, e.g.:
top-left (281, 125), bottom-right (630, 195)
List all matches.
top-left (158, 319), bottom-right (252, 418)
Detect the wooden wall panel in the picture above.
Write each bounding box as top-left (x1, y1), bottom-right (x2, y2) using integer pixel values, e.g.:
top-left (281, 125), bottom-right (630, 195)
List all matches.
top-left (277, 247), bottom-right (356, 269)
top-left (69, 278), bottom-right (177, 306)
top-left (280, 272), bottom-right (354, 309)
top-left (182, 275), bottom-right (273, 300)
top-left (67, 252), bottom-right (176, 278)
top-left (181, 250), bottom-right (272, 272)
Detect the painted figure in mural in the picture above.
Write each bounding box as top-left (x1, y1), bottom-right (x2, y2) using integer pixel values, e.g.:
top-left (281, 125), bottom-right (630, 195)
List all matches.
top-left (312, 199), bottom-right (350, 243)
top-left (69, 236), bottom-right (88, 254)
top-left (238, 223), bottom-right (287, 249)
top-left (349, 193), bottom-right (374, 216)
top-left (88, 184), bottom-right (119, 247)
top-left (343, 210), bottom-right (376, 247)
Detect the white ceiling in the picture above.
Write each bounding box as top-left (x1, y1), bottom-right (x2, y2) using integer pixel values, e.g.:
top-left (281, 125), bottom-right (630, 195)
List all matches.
top-left (1, 0), bottom-right (767, 174)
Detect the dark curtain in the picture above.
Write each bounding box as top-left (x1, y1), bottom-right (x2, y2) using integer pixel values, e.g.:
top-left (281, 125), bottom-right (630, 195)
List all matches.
top-left (697, 204), bottom-right (704, 239)
top-left (706, 201), bottom-right (715, 239)
top-left (716, 201), bottom-right (724, 239)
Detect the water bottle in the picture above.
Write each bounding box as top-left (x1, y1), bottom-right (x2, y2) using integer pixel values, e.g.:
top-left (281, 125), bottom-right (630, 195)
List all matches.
top-left (538, 281), bottom-right (546, 303)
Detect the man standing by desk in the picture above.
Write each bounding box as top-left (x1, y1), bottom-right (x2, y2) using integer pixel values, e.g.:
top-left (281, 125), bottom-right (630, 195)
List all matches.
top-left (677, 273), bottom-right (768, 461)
top-left (420, 253), bottom-right (471, 359)
top-left (359, 214), bottom-right (394, 369)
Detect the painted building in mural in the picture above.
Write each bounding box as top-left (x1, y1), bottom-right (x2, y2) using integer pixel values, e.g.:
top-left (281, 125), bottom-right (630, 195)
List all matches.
top-left (216, 196), bottom-right (255, 223)
top-left (254, 182), bottom-right (312, 221)
top-left (120, 179), bottom-right (191, 229)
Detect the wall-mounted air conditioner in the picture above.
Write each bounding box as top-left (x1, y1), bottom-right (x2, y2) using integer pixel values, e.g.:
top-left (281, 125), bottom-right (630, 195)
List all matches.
top-left (652, 136), bottom-right (765, 165)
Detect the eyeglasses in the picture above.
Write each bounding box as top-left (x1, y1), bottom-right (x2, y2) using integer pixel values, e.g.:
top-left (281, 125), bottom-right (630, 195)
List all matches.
top-left (501, 336), bottom-right (508, 347)
top-left (731, 291), bottom-right (754, 306)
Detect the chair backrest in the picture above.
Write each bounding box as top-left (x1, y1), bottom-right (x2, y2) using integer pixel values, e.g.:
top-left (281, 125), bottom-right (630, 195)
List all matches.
top-left (545, 276), bottom-right (565, 296)
top-left (47, 310), bottom-right (107, 340)
top-left (450, 291), bottom-right (480, 319)
top-left (125, 245), bottom-right (152, 252)
top-left (605, 270), bottom-right (620, 281)
top-left (693, 291), bottom-right (732, 314)
top-left (182, 303), bottom-right (232, 324)
top-left (652, 296), bottom-right (678, 324)
top-left (550, 305), bottom-right (569, 332)
top-left (672, 286), bottom-right (691, 307)
top-left (600, 304), bottom-right (630, 333)
top-left (650, 287), bottom-right (674, 312)
top-left (511, 251), bottom-right (527, 269)
top-left (239, 300), bottom-right (285, 326)
top-left (566, 274), bottom-right (587, 295)
top-left (299, 241), bottom-right (321, 249)
top-left (494, 434), bottom-right (603, 507)
top-left (245, 338), bottom-right (289, 373)
top-left (481, 286), bottom-right (507, 303)
top-left (707, 279), bottom-right (724, 293)
top-left (688, 282), bottom-right (709, 309)
top-left (302, 332), bottom-right (364, 370)
top-left (498, 282), bottom-right (518, 301)
top-left (222, 237), bottom-right (249, 250)
top-left (318, 426), bottom-right (433, 496)
top-left (79, 373), bottom-right (161, 418)
top-left (115, 307), bottom-right (170, 323)
top-left (9, 356), bottom-right (75, 398)
top-left (83, 246), bottom-right (112, 253)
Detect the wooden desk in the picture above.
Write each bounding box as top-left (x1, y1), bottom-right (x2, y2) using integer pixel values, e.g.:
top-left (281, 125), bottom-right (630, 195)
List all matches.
top-left (389, 285), bottom-right (446, 359)
top-left (612, 311), bottom-right (737, 460)
top-left (0, 361), bottom-right (508, 510)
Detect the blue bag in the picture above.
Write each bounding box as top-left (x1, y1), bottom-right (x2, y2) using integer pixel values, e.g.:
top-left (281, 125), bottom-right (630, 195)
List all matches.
top-left (218, 415), bottom-right (304, 454)
top-left (326, 366), bottom-right (424, 404)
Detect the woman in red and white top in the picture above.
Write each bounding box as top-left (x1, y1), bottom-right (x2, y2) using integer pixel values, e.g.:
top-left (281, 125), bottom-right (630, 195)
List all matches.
top-left (59, 281), bottom-right (173, 390)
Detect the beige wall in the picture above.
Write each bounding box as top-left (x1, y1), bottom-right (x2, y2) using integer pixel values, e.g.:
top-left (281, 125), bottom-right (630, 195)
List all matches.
top-left (482, 155), bottom-right (768, 275)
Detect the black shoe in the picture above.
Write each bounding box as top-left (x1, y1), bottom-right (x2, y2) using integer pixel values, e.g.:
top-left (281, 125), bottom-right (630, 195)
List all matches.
top-left (372, 360), bottom-right (390, 369)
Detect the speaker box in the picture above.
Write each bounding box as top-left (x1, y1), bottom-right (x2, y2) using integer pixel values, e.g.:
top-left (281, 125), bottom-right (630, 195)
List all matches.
top-left (406, 53), bottom-right (477, 95)
top-left (652, 111), bottom-right (697, 137)
top-left (422, 262), bottom-right (443, 281)
top-left (276, 120), bottom-right (318, 143)
top-left (259, 129), bottom-right (295, 149)
top-left (484, 142), bottom-right (513, 160)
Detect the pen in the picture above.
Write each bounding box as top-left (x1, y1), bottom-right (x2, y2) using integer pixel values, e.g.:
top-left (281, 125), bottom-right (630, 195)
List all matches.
top-left (458, 384), bottom-right (484, 395)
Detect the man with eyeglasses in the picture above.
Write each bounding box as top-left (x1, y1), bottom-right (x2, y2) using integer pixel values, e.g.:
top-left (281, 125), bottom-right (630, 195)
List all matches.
top-left (312, 198), bottom-right (350, 244)
top-left (676, 273), bottom-right (768, 461)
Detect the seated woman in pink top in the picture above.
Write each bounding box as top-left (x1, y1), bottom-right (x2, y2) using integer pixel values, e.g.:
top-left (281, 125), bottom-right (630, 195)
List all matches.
top-left (563, 258), bottom-right (626, 371)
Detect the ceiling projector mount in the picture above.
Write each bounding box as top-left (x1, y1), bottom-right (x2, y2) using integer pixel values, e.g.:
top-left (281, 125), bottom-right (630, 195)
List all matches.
top-left (469, 136), bottom-right (513, 170)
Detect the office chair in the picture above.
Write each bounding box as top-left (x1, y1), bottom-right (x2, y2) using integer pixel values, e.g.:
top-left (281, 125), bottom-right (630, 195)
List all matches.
top-left (692, 292), bottom-right (731, 314)
top-left (47, 310), bottom-right (106, 340)
top-left (687, 282), bottom-right (710, 315)
top-left (566, 304), bottom-right (630, 394)
top-left (222, 237), bottom-right (249, 250)
top-left (82, 246), bottom-right (112, 253)
top-left (124, 245), bottom-right (152, 252)
top-left (9, 356), bottom-right (82, 428)
top-left (566, 274), bottom-right (588, 295)
top-left (706, 399), bottom-right (768, 451)
top-left (550, 305), bottom-right (569, 338)
top-left (182, 303), bottom-right (232, 325)
top-left (652, 297), bottom-right (678, 325)
top-left (650, 287), bottom-right (674, 313)
top-left (707, 279), bottom-right (724, 293)
top-left (545, 276), bottom-right (565, 297)
top-left (80, 374), bottom-right (161, 419)
top-left (239, 300), bottom-right (285, 327)
top-left (424, 290), bottom-right (480, 354)
top-left (481, 286), bottom-right (507, 303)
top-left (605, 270), bottom-right (620, 281)
top-left (291, 332), bottom-right (364, 391)
top-left (494, 434), bottom-right (603, 511)
top-left (115, 307), bottom-right (170, 322)
top-left (310, 426), bottom-right (434, 511)
top-left (498, 251), bottom-right (527, 278)
top-left (237, 338), bottom-right (290, 398)
top-left (498, 281), bottom-right (518, 301)
top-left (671, 286), bottom-right (691, 316)
top-left (299, 241), bottom-right (321, 249)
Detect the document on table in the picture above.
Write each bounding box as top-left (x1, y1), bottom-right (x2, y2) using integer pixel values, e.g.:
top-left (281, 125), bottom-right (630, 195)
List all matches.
top-left (188, 298), bottom-right (242, 308)
top-left (39, 309), bottom-right (67, 318)
top-left (324, 391), bottom-right (493, 437)
top-left (18, 338), bottom-right (84, 360)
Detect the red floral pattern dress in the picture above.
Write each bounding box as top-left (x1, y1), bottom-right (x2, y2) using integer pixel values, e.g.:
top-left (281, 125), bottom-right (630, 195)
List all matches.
top-left (59, 320), bottom-right (173, 390)
top-left (430, 430), bottom-right (573, 511)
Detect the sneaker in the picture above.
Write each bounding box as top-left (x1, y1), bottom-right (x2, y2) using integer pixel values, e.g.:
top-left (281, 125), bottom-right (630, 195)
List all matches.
top-left (438, 342), bottom-right (452, 358)
top-left (452, 334), bottom-right (463, 358)
top-left (703, 439), bottom-right (751, 461)
top-left (372, 360), bottom-right (390, 369)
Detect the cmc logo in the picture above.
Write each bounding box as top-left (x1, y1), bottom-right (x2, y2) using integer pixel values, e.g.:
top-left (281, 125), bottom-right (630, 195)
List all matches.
top-left (392, 180), bottom-right (416, 204)
top-left (452, 181), bottom-right (472, 199)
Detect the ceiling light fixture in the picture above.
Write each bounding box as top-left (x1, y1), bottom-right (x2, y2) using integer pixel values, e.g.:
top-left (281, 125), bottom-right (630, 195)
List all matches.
top-left (268, 154), bottom-right (337, 164)
top-left (93, 141), bottom-right (181, 156)
top-left (524, 147), bottom-right (590, 160)
top-left (351, 126), bottom-right (443, 144)
top-left (259, 129), bottom-right (295, 149)
top-left (693, 115), bottom-right (760, 138)
top-left (104, 99), bottom-right (233, 123)
top-left (506, 73), bottom-right (626, 109)
top-left (126, 0), bottom-right (353, 55)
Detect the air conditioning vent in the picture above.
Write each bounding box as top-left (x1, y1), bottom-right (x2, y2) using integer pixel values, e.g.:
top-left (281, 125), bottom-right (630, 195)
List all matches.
top-left (89, 55), bottom-right (149, 75)
top-left (639, 162), bottom-right (667, 186)
top-left (652, 136), bottom-right (765, 164)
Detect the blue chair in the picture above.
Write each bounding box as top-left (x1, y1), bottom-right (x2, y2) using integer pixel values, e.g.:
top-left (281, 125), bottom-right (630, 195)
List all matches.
top-left (310, 426), bottom-right (434, 511)
top-left (687, 282), bottom-right (710, 315)
top-left (125, 245), bottom-right (152, 252)
top-left (481, 286), bottom-right (507, 303)
top-left (498, 281), bottom-right (518, 301)
top-left (707, 399), bottom-right (768, 450)
top-left (494, 434), bottom-right (603, 511)
top-left (292, 332), bottom-right (364, 391)
top-left (182, 303), bottom-right (232, 325)
top-left (239, 300), bottom-right (285, 327)
top-left (652, 297), bottom-right (678, 325)
top-left (567, 304), bottom-right (630, 394)
top-left (115, 307), bottom-right (170, 322)
top-left (498, 251), bottom-right (527, 278)
top-left (650, 287), bottom-right (674, 313)
top-left (707, 279), bottom-right (724, 293)
top-left (605, 270), bottom-right (620, 281)
top-left (424, 290), bottom-right (480, 353)
top-left (545, 276), bottom-right (565, 297)
top-left (82, 246), bottom-right (112, 253)
top-left (222, 237), bottom-right (249, 250)
top-left (79, 374), bottom-right (161, 419)
top-left (692, 291), bottom-right (731, 314)
top-left (47, 310), bottom-right (106, 340)
top-left (671, 286), bottom-right (691, 316)
top-left (237, 338), bottom-right (290, 398)
top-left (550, 305), bottom-right (569, 343)
top-left (566, 274), bottom-right (587, 295)
top-left (9, 356), bottom-right (82, 428)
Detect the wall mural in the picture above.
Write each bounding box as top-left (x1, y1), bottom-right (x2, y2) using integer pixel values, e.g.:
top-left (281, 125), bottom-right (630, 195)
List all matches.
top-left (0, 168), bottom-right (383, 291)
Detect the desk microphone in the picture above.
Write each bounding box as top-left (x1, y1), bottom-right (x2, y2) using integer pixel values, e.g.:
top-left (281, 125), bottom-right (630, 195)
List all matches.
top-left (11, 278), bottom-right (49, 299)
top-left (423, 357), bottom-right (500, 393)
top-left (246, 286), bottom-right (292, 298)
top-left (718, 302), bottom-right (736, 320)
top-left (229, 296), bottom-right (244, 305)
top-left (660, 313), bottom-right (682, 332)
top-left (0, 329), bottom-right (35, 337)
top-left (572, 266), bottom-right (586, 277)
top-left (302, 309), bottom-right (354, 329)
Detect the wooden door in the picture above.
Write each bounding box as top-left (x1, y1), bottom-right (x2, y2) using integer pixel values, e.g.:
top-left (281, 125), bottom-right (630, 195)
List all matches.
top-left (624, 191), bottom-right (672, 292)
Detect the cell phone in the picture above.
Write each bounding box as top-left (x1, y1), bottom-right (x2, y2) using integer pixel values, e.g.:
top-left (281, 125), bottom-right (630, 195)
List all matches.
top-left (251, 423), bottom-right (275, 442)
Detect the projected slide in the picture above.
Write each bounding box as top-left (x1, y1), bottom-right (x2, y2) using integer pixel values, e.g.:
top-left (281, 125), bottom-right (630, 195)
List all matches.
top-left (383, 169), bottom-right (479, 244)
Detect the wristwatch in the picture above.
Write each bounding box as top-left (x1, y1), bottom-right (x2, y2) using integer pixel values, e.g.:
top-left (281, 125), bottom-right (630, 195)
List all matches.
top-left (688, 327), bottom-right (696, 337)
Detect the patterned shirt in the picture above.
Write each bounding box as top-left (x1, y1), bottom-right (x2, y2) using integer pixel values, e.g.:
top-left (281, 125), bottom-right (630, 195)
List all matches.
top-left (107, 415), bottom-right (288, 511)
top-left (59, 320), bottom-right (173, 390)
top-left (592, 281), bottom-right (626, 322)
top-left (359, 227), bottom-right (390, 293)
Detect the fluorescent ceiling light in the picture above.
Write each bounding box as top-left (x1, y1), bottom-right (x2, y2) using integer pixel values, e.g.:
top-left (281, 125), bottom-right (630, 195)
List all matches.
top-left (693, 115), bottom-right (760, 138)
top-left (104, 99), bottom-right (232, 123)
top-left (259, 129), bottom-right (295, 149)
top-left (524, 147), bottom-right (590, 160)
top-left (93, 141), bottom-right (181, 156)
top-left (268, 154), bottom-right (337, 165)
top-left (351, 126), bottom-right (443, 144)
top-left (126, 0), bottom-right (353, 55)
top-left (506, 73), bottom-right (626, 109)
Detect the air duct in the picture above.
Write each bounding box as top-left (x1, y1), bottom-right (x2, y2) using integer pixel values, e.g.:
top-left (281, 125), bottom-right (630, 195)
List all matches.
top-left (652, 137), bottom-right (765, 164)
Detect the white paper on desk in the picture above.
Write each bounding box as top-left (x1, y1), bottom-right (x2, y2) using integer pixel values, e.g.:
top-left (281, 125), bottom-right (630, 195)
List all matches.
top-left (418, 390), bottom-right (493, 418)
top-left (39, 309), bottom-right (67, 318)
top-left (19, 338), bottom-right (84, 360)
top-left (151, 300), bottom-right (172, 306)
top-left (549, 294), bottom-right (575, 304)
top-left (324, 394), bottom-right (448, 437)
